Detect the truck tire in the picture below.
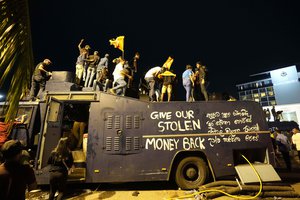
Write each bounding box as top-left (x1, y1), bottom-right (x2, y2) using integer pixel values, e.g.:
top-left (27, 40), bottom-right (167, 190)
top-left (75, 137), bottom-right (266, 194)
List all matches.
top-left (175, 156), bottom-right (208, 189)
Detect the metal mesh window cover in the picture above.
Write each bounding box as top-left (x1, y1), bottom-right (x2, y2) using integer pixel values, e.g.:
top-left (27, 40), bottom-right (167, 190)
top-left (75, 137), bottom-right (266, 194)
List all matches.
top-left (106, 116), bottom-right (113, 129)
top-left (126, 137), bottom-right (132, 151)
top-left (114, 137), bottom-right (120, 151)
top-left (114, 115), bottom-right (121, 129)
top-left (105, 137), bottom-right (121, 152)
top-left (125, 115), bottom-right (132, 129)
top-left (134, 115), bottom-right (140, 129)
top-left (134, 137), bottom-right (140, 150)
top-left (105, 137), bottom-right (112, 151)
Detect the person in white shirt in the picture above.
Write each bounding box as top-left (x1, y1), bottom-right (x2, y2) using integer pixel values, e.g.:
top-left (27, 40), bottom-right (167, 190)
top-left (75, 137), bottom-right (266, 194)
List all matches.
top-left (110, 58), bottom-right (132, 96)
top-left (291, 127), bottom-right (300, 161)
top-left (144, 66), bottom-right (161, 102)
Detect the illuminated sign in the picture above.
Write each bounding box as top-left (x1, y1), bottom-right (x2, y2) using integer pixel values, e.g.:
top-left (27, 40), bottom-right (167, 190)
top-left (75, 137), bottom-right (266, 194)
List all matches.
top-left (270, 65), bottom-right (298, 85)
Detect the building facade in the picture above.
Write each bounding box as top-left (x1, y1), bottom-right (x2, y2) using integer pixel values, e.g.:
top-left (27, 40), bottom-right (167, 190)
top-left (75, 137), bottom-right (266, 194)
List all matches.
top-left (236, 65), bottom-right (300, 124)
top-left (236, 65), bottom-right (300, 106)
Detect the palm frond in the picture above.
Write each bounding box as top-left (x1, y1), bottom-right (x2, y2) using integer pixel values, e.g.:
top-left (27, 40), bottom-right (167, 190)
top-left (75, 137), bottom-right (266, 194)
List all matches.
top-left (0, 0), bottom-right (33, 122)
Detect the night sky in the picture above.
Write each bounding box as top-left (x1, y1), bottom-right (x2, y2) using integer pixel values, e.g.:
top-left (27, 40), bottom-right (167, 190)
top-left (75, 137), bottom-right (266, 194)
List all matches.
top-left (28, 0), bottom-right (300, 100)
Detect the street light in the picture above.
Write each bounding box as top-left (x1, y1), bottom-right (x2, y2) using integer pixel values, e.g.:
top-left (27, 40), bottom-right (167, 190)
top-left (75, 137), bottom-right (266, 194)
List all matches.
top-left (0, 94), bottom-right (5, 101)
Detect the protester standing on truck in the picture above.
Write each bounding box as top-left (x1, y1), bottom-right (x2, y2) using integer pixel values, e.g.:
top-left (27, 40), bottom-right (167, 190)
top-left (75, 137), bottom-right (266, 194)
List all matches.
top-left (0, 140), bottom-right (37, 200)
top-left (110, 57), bottom-right (132, 96)
top-left (84, 50), bottom-right (100, 88)
top-left (182, 64), bottom-right (194, 102)
top-left (78, 39), bottom-right (91, 83)
top-left (144, 66), bottom-right (162, 102)
top-left (29, 59), bottom-right (52, 101)
top-left (48, 137), bottom-right (74, 200)
top-left (95, 53), bottom-right (110, 91)
top-left (158, 66), bottom-right (176, 102)
top-left (127, 52), bottom-right (140, 89)
top-left (75, 39), bottom-right (89, 85)
top-left (193, 61), bottom-right (208, 101)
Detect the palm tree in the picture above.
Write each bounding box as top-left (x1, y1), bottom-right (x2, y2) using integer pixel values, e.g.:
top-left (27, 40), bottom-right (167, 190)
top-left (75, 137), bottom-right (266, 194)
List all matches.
top-left (0, 0), bottom-right (33, 122)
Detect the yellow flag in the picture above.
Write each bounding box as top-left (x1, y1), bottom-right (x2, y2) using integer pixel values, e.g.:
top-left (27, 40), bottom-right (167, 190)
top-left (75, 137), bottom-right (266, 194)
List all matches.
top-left (162, 56), bottom-right (174, 69)
top-left (158, 70), bottom-right (176, 79)
top-left (109, 36), bottom-right (125, 52)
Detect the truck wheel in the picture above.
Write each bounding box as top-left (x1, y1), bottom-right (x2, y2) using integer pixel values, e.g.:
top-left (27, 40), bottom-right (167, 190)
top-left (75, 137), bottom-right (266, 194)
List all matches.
top-left (175, 156), bottom-right (208, 189)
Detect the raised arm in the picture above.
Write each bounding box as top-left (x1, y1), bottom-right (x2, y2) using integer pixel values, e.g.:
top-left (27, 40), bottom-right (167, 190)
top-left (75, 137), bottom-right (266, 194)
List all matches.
top-left (78, 39), bottom-right (84, 51)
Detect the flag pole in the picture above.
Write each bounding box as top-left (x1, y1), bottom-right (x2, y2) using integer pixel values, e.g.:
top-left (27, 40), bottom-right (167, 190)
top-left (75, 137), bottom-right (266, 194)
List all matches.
top-left (122, 39), bottom-right (125, 59)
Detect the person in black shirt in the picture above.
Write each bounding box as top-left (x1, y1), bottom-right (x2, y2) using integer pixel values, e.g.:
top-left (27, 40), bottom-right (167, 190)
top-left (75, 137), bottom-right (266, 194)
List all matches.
top-left (271, 105), bottom-right (278, 121)
top-left (193, 61), bottom-right (208, 101)
top-left (48, 137), bottom-right (74, 200)
top-left (29, 59), bottom-right (52, 101)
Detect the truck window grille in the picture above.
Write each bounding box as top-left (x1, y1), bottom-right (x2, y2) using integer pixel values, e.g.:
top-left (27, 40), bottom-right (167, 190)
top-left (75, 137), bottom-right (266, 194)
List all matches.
top-left (114, 115), bottom-right (121, 129)
top-left (134, 137), bottom-right (140, 150)
top-left (134, 115), bottom-right (140, 129)
top-left (106, 137), bottom-right (112, 151)
top-left (114, 137), bottom-right (120, 151)
top-left (106, 116), bottom-right (113, 129)
top-left (126, 137), bottom-right (132, 151)
top-left (126, 115), bottom-right (132, 129)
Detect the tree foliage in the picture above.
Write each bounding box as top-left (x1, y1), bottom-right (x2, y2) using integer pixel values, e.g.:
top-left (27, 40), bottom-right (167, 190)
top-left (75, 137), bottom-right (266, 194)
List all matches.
top-left (0, 0), bottom-right (33, 122)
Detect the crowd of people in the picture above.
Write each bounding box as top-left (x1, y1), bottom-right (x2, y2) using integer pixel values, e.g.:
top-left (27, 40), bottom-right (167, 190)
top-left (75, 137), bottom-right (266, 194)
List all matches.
top-left (28, 38), bottom-right (213, 102)
top-left (271, 127), bottom-right (300, 171)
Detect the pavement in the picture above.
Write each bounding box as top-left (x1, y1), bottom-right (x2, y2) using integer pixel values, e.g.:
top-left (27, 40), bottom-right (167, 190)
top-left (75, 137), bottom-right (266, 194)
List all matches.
top-left (27, 153), bottom-right (300, 200)
top-left (66, 161), bottom-right (300, 200)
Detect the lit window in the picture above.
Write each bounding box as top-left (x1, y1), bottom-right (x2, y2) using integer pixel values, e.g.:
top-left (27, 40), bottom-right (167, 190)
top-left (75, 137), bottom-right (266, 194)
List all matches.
top-left (253, 93), bottom-right (259, 98)
top-left (261, 92), bottom-right (266, 97)
top-left (267, 87), bottom-right (273, 91)
top-left (254, 98), bottom-right (260, 102)
top-left (268, 91), bottom-right (274, 96)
